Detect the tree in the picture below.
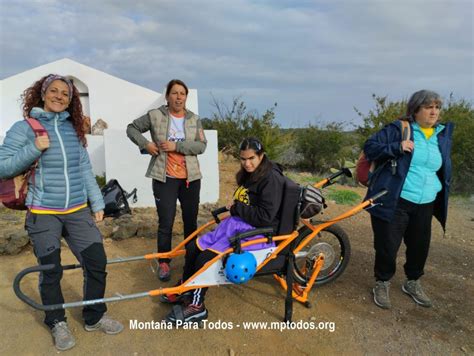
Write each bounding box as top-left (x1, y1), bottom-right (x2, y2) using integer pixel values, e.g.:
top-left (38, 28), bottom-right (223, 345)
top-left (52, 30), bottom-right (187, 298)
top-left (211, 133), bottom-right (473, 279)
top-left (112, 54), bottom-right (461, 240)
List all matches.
top-left (354, 94), bottom-right (406, 147)
top-left (443, 95), bottom-right (474, 194)
top-left (205, 97), bottom-right (292, 160)
top-left (296, 122), bottom-right (345, 172)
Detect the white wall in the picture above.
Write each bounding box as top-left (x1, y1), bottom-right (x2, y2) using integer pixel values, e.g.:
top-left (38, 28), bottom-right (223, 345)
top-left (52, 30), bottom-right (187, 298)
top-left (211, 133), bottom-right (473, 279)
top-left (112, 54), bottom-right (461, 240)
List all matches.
top-left (103, 129), bottom-right (219, 207)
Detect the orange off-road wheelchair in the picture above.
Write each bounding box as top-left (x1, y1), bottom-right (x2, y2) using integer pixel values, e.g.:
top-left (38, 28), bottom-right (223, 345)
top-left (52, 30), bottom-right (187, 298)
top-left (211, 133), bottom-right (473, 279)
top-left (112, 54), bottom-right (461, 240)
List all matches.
top-left (14, 168), bottom-right (387, 322)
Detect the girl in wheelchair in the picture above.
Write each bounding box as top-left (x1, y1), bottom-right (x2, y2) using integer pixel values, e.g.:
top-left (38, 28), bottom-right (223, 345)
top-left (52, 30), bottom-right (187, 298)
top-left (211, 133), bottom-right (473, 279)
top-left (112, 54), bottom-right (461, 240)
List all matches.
top-left (162, 137), bottom-right (286, 323)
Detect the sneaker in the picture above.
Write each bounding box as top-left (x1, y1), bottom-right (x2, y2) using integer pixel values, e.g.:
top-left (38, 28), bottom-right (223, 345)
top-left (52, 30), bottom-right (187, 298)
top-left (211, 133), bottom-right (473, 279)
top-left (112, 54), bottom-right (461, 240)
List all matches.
top-left (373, 280), bottom-right (391, 309)
top-left (166, 303), bottom-right (208, 324)
top-left (160, 280), bottom-right (192, 304)
top-left (84, 315), bottom-right (124, 334)
top-left (158, 262), bottom-right (171, 282)
top-left (402, 279), bottom-right (432, 307)
top-left (51, 321), bottom-right (76, 351)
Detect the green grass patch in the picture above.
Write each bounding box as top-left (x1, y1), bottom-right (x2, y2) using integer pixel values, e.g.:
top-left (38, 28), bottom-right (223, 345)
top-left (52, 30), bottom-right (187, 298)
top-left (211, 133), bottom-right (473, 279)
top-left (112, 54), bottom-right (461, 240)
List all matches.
top-left (326, 189), bottom-right (361, 205)
top-left (285, 171), bottom-right (323, 186)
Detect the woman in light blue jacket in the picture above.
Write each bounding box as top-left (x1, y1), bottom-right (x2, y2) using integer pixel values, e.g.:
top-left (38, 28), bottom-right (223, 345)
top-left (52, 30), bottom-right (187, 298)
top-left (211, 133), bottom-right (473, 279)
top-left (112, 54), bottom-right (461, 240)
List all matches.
top-left (364, 90), bottom-right (453, 310)
top-left (0, 74), bottom-right (123, 351)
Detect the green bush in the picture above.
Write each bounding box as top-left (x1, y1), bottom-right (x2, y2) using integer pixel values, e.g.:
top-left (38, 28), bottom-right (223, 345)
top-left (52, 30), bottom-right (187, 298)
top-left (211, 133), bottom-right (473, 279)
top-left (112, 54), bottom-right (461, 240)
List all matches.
top-left (295, 122), bottom-right (346, 172)
top-left (95, 174), bottom-right (106, 188)
top-left (443, 95), bottom-right (474, 195)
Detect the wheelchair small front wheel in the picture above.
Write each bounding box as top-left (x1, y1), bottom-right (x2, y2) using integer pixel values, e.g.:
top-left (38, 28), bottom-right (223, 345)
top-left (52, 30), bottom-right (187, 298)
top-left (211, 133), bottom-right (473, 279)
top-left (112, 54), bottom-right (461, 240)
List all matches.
top-left (292, 224), bottom-right (351, 286)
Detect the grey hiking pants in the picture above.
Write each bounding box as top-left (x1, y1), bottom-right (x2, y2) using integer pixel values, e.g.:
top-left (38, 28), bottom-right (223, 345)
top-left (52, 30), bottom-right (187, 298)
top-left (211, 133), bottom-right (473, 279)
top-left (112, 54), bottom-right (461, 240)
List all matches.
top-left (25, 207), bottom-right (107, 328)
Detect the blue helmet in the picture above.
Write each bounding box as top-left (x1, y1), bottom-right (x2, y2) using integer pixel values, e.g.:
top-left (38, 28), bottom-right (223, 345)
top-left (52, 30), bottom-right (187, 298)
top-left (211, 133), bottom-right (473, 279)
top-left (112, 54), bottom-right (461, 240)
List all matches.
top-left (225, 251), bottom-right (257, 284)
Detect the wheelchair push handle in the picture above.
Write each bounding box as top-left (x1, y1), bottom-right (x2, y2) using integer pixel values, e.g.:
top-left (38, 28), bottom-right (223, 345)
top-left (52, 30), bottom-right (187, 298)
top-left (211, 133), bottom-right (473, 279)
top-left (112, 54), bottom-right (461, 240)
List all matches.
top-left (318, 167), bottom-right (353, 189)
top-left (369, 189), bottom-right (388, 201)
top-left (211, 206), bottom-right (229, 223)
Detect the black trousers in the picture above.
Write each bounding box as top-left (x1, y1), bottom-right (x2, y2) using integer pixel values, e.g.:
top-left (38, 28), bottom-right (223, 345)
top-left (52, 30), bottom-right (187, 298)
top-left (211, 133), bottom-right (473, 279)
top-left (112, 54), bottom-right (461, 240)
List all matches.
top-left (152, 178), bottom-right (200, 263)
top-left (371, 198), bottom-right (434, 282)
top-left (38, 244), bottom-right (107, 328)
top-left (182, 239), bottom-right (217, 305)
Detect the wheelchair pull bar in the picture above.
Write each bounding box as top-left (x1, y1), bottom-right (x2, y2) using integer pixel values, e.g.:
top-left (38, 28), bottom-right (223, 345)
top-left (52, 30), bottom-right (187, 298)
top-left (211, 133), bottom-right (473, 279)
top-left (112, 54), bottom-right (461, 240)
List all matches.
top-left (211, 206), bottom-right (229, 223)
top-left (14, 264), bottom-right (63, 311)
top-left (13, 263), bottom-right (150, 311)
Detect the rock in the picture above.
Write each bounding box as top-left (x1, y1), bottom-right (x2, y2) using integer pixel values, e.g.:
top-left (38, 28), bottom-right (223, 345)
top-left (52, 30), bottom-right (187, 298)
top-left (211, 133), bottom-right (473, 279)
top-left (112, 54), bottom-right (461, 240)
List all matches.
top-left (137, 223), bottom-right (157, 239)
top-left (111, 220), bottom-right (139, 240)
top-left (91, 118), bottom-right (108, 135)
top-left (98, 225), bottom-right (114, 239)
top-left (1, 229), bottom-right (30, 255)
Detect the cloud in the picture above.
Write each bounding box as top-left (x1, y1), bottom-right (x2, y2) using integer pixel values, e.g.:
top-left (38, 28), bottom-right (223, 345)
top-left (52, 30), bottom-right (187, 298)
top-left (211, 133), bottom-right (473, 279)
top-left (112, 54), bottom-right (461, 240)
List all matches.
top-left (1, 0), bottom-right (472, 127)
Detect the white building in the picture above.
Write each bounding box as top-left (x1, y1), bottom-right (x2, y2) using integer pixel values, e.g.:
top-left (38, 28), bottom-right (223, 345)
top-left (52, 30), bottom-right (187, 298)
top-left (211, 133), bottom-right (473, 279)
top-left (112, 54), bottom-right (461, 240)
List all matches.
top-left (0, 58), bottom-right (219, 207)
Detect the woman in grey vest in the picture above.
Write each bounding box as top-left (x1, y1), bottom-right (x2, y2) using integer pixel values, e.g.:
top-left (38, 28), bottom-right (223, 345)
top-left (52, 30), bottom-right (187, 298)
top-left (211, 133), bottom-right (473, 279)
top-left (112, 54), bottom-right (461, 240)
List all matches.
top-left (127, 79), bottom-right (207, 281)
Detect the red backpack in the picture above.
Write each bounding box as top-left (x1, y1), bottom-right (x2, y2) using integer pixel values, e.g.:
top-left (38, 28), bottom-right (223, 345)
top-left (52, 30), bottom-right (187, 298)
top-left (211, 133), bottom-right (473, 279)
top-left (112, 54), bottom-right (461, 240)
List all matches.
top-left (355, 120), bottom-right (411, 187)
top-left (0, 118), bottom-right (47, 210)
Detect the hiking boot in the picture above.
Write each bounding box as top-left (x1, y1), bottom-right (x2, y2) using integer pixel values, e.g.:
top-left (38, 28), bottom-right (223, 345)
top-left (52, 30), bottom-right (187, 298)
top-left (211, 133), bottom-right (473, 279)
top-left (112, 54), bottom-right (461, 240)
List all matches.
top-left (402, 279), bottom-right (432, 307)
top-left (84, 315), bottom-right (124, 334)
top-left (166, 303), bottom-right (208, 324)
top-left (373, 280), bottom-right (391, 309)
top-left (158, 262), bottom-right (171, 282)
top-left (51, 321), bottom-right (76, 351)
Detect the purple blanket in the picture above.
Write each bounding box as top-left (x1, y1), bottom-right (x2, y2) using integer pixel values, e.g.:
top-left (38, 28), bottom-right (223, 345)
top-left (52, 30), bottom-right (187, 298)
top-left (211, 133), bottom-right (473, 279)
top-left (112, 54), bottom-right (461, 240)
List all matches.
top-left (197, 216), bottom-right (275, 253)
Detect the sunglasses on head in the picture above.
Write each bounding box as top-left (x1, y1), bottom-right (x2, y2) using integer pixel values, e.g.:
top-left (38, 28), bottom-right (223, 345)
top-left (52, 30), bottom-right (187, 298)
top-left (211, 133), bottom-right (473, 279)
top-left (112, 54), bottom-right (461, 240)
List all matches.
top-left (240, 138), bottom-right (262, 152)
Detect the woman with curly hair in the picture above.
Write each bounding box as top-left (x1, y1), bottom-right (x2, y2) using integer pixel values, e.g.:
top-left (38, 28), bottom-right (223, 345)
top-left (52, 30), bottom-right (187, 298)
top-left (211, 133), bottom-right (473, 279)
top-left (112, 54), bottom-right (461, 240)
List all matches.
top-left (0, 74), bottom-right (123, 351)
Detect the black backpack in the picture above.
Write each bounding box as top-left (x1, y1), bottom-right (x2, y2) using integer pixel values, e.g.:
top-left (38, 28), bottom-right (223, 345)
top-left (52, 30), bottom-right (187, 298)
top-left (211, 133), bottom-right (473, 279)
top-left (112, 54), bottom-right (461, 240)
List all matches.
top-left (277, 177), bottom-right (325, 235)
top-left (101, 179), bottom-right (137, 218)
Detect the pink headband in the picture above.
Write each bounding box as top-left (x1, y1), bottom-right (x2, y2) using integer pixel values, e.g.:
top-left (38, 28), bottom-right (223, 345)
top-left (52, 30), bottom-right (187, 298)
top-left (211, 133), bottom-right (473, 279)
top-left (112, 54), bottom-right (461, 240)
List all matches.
top-left (41, 74), bottom-right (73, 99)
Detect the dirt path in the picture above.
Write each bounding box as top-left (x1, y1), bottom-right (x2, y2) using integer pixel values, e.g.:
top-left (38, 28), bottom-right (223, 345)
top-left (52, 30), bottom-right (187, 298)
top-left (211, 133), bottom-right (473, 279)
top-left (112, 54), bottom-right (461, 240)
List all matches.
top-left (0, 159), bottom-right (473, 355)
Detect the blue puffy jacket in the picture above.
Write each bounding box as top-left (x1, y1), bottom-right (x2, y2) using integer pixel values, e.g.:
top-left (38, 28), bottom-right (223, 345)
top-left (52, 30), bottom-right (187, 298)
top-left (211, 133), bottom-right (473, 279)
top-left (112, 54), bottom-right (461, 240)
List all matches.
top-left (0, 108), bottom-right (104, 213)
top-left (363, 120), bottom-right (454, 230)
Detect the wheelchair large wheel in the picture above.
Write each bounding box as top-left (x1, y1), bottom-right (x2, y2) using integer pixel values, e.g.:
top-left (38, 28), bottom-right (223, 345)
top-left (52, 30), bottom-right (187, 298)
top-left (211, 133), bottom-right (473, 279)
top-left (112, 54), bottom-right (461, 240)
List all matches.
top-left (292, 224), bottom-right (351, 286)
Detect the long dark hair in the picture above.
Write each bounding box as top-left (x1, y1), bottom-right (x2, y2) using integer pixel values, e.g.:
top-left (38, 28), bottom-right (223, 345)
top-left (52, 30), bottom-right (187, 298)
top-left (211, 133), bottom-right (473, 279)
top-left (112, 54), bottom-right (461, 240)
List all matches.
top-left (21, 74), bottom-right (87, 146)
top-left (236, 137), bottom-right (273, 186)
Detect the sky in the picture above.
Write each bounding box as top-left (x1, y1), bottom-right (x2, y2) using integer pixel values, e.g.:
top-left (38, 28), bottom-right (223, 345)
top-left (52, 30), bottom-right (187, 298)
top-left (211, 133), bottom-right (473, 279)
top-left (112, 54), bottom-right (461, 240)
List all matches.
top-left (0, 0), bottom-right (472, 128)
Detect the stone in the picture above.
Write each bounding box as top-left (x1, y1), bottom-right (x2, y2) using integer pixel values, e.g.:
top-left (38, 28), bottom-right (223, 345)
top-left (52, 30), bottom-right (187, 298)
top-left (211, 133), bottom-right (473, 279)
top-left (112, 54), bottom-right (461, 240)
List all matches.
top-left (137, 223), bottom-right (157, 239)
top-left (98, 225), bottom-right (114, 239)
top-left (2, 229), bottom-right (30, 255)
top-left (111, 221), bottom-right (139, 240)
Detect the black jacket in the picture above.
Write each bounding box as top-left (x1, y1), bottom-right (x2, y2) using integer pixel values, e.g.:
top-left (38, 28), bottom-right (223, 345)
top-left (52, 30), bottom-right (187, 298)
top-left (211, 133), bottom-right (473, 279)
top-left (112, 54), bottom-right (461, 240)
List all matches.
top-left (230, 162), bottom-right (285, 231)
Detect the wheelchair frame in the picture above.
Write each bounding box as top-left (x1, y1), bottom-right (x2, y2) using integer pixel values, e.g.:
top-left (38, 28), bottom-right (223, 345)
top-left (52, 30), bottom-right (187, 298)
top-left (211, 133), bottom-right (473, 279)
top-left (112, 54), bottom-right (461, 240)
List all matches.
top-left (13, 168), bottom-right (387, 322)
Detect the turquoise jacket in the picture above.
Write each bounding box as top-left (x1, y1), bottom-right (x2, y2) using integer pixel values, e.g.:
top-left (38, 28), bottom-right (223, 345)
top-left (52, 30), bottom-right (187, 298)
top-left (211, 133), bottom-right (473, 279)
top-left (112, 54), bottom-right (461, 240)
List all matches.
top-left (400, 123), bottom-right (443, 204)
top-left (0, 108), bottom-right (104, 212)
